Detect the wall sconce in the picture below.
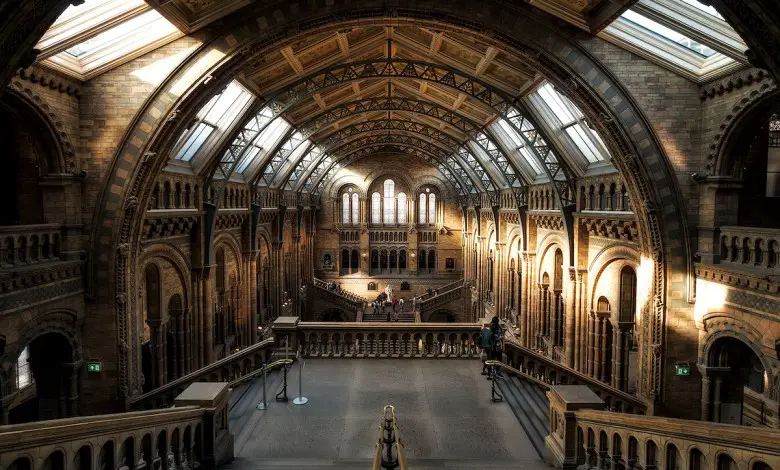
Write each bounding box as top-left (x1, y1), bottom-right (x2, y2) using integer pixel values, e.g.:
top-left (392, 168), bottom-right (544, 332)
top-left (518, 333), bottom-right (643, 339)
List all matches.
top-left (362, 252), bottom-right (367, 258)
top-left (410, 252), bottom-right (416, 258)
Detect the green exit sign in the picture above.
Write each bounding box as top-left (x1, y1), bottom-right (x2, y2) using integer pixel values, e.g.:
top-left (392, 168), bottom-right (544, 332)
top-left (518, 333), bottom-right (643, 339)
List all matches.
top-left (87, 362), bottom-right (102, 373)
top-left (675, 363), bottom-right (691, 376)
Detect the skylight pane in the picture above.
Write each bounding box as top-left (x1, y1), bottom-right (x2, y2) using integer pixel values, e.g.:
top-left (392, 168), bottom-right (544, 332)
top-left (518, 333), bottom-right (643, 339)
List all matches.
top-left (566, 125), bottom-right (601, 163)
top-left (174, 123), bottom-right (214, 161)
top-left (201, 82), bottom-right (252, 125)
top-left (237, 146), bottom-right (262, 173)
top-left (519, 146), bottom-right (544, 175)
top-left (538, 84), bottom-right (577, 124)
top-left (236, 118), bottom-right (291, 173)
top-left (65, 9), bottom-right (170, 57)
top-left (622, 9), bottom-right (716, 57)
top-left (680, 0), bottom-right (723, 19)
top-left (498, 119), bottom-right (524, 148)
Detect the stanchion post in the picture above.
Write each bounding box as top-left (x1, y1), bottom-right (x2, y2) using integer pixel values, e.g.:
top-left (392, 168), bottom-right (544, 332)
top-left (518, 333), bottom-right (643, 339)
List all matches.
top-left (293, 346), bottom-right (308, 405)
top-left (256, 363), bottom-right (269, 410)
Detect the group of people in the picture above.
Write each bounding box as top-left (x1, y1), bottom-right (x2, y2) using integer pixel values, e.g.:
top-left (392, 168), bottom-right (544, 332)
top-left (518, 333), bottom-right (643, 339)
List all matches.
top-left (370, 292), bottom-right (406, 320)
top-left (325, 281), bottom-right (343, 294)
top-left (479, 316), bottom-right (504, 378)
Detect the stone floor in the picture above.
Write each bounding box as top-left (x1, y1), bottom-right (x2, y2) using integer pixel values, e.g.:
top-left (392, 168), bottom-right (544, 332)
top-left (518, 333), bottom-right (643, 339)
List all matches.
top-left (226, 360), bottom-right (551, 470)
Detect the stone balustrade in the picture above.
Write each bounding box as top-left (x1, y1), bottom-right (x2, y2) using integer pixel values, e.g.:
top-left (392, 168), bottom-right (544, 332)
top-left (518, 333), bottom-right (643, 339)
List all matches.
top-left (504, 339), bottom-right (646, 414)
top-left (719, 226), bottom-right (780, 271)
top-left (548, 384), bottom-right (780, 470)
top-left (0, 224), bottom-right (62, 267)
top-left (0, 382), bottom-right (232, 470)
top-left (272, 317), bottom-right (481, 359)
top-left (416, 280), bottom-right (465, 315)
top-left (129, 338), bottom-right (275, 410)
top-left (312, 278), bottom-right (369, 305)
top-left (368, 229), bottom-right (410, 243)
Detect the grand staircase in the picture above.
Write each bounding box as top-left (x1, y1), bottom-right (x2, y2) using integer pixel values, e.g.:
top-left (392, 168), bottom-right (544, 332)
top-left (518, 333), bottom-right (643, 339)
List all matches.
top-left (497, 374), bottom-right (551, 458)
top-left (308, 278), bottom-right (368, 317)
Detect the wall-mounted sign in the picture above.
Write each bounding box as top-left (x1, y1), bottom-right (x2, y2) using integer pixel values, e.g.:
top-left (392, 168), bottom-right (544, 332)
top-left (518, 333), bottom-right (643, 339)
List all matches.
top-left (674, 362), bottom-right (691, 376)
top-left (87, 362), bottom-right (102, 373)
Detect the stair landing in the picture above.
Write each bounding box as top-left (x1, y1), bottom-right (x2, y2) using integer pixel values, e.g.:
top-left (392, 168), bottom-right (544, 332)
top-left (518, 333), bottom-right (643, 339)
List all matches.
top-left (228, 360), bottom-right (549, 470)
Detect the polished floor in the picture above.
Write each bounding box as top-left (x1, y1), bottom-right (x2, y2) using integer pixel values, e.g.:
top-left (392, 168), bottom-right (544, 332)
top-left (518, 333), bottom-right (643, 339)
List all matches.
top-left (227, 359), bottom-right (550, 469)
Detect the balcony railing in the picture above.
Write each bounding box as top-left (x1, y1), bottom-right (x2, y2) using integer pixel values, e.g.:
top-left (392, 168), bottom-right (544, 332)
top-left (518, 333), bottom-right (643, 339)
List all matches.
top-left (311, 277), bottom-right (369, 306)
top-left (0, 224), bottom-right (62, 268)
top-left (719, 226), bottom-right (780, 271)
top-left (0, 382), bottom-right (233, 470)
top-left (504, 337), bottom-right (647, 414)
top-left (294, 321), bottom-right (481, 359)
top-left (129, 338), bottom-right (275, 410)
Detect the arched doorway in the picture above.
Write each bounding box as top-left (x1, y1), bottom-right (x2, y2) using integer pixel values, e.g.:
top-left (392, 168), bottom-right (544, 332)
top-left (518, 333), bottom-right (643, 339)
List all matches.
top-left (8, 332), bottom-right (78, 424)
top-left (705, 336), bottom-right (767, 425)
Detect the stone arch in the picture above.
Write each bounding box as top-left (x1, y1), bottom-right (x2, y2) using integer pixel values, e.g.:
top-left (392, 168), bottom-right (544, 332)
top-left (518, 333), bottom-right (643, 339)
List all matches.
top-left (537, 232), bottom-right (570, 280)
top-left (411, 175), bottom-right (456, 201)
top-left (326, 177), bottom-right (366, 199)
top-left (138, 244), bottom-right (192, 309)
top-left (364, 169), bottom-right (414, 196)
top-left (588, 244), bottom-right (641, 313)
top-left (700, 313), bottom-right (774, 373)
top-left (708, 81), bottom-right (779, 175)
top-left (87, 4), bottom-right (686, 400)
top-left (213, 232), bottom-right (244, 277)
top-left (5, 83), bottom-right (74, 172)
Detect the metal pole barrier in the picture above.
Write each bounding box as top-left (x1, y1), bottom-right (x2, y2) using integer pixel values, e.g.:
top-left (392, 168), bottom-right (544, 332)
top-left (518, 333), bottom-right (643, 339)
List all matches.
top-left (293, 346), bottom-right (308, 405)
top-left (256, 363), bottom-right (268, 410)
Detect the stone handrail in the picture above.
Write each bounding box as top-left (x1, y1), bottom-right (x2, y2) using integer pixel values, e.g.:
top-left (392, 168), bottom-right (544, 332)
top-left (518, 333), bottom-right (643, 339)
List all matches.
top-left (743, 385), bottom-right (779, 428)
top-left (227, 358), bottom-right (294, 388)
top-left (416, 283), bottom-right (464, 315)
top-left (416, 279), bottom-right (464, 302)
top-left (719, 226), bottom-right (780, 271)
top-left (504, 338), bottom-right (647, 414)
top-left (295, 321), bottom-right (481, 358)
top-left (0, 382), bottom-right (233, 470)
top-left (371, 405), bottom-right (408, 470)
top-left (129, 338), bottom-right (275, 409)
top-left (311, 277), bottom-right (369, 304)
top-left (486, 360), bottom-right (551, 390)
top-left (0, 223), bottom-right (62, 267)
top-left (565, 407), bottom-right (780, 470)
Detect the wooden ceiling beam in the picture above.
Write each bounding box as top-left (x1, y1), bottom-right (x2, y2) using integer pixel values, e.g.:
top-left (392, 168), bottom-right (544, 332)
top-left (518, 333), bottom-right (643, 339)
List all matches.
top-left (281, 46), bottom-right (305, 76)
top-left (475, 46), bottom-right (499, 76)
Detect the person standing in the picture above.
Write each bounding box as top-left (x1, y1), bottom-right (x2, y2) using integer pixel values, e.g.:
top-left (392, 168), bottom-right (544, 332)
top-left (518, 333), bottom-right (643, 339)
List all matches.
top-left (479, 323), bottom-right (493, 376)
top-left (489, 316), bottom-right (504, 378)
top-left (398, 297), bottom-right (404, 312)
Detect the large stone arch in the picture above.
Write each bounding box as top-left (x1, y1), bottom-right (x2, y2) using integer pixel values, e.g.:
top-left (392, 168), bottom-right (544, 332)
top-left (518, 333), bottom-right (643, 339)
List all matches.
top-left (83, 3), bottom-right (688, 403)
top-left (709, 82), bottom-right (780, 176)
top-left (137, 243), bottom-right (192, 310)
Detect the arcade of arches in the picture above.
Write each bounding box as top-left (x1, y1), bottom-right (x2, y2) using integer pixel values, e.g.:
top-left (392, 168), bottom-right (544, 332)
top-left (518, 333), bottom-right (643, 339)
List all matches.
top-left (1, 0), bottom-right (780, 460)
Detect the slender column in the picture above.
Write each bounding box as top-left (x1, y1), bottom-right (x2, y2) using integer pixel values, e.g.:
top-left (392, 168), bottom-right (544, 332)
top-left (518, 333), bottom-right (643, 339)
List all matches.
top-left (202, 267), bottom-right (214, 365)
top-left (600, 319), bottom-right (608, 382)
top-left (520, 253), bottom-right (531, 345)
top-left (62, 361), bottom-right (82, 417)
top-left (577, 270), bottom-right (588, 372)
top-left (613, 328), bottom-right (624, 390)
top-left (270, 242), bottom-right (285, 318)
top-left (713, 375), bottom-right (723, 422)
top-left (149, 322), bottom-right (165, 387)
top-left (249, 254), bottom-right (258, 344)
top-left (495, 242), bottom-right (506, 320)
top-left (594, 317), bottom-right (603, 381)
top-left (291, 235), bottom-right (301, 316)
top-left (183, 309), bottom-right (191, 374)
top-left (176, 316), bottom-right (185, 377)
top-left (551, 291), bottom-right (559, 348)
top-left (565, 268), bottom-right (577, 366)
top-left (700, 374), bottom-right (712, 421)
top-left (587, 313), bottom-right (595, 377)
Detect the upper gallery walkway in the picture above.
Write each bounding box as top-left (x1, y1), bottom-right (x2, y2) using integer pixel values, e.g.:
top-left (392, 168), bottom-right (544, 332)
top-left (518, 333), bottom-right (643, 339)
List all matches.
top-left (228, 359), bottom-right (549, 469)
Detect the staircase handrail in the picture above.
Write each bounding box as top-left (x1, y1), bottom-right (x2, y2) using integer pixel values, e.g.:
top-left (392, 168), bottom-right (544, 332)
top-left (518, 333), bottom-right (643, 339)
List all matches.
top-left (228, 358), bottom-right (294, 388)
top-left (371, 405), bottom-right (408, 470)
top-left (311, 277), bottom-right (369, 304)
top-left (416, 279), bottom-right (464, 302)
top-left (416, 284), bottom-right (464, 311)
top-left (504, 338), bottom-right (646, 413)
top-left (0, 406), bottom-right (202, 453)
top-left (129, 337), bottom-right (275, 408)
top-left (485, 360), bottom-right (551, 390)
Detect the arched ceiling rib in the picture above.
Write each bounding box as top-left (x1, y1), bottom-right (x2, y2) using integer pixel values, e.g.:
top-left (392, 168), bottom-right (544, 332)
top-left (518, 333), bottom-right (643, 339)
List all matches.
top-left (203, 54), bottom-right (581, 201)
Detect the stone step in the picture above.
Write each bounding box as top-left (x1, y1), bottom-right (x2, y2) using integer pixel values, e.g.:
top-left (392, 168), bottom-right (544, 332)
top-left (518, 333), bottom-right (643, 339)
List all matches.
top-left (227, 457), bottom-right (550, 469)
top-left (497, 374), bottom-right (551, 460)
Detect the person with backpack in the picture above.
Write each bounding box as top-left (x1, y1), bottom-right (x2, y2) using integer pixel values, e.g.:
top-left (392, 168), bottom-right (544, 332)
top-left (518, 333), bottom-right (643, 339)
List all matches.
top-left (479, 323), bottom-right (494, 376)
top-left (489, 316), bottom-right (504, 378)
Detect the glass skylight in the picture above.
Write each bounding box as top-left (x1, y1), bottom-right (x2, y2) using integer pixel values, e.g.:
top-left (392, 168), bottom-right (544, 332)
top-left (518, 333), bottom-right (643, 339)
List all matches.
top-left (680, 0), bottom-right (723, 19)
top-left (621, 10), bottom-right (715, 57)
top-left (65, 10), bottom-right (167, 57)
top-left (236, 118), bottom-right (291, 173)
top-left (173, 81), bottom-right (254, 162)
top-left (496, 119), bottom-right (545, 175)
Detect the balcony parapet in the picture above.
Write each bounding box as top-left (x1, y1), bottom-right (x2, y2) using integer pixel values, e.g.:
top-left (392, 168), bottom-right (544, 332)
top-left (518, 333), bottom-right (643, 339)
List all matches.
top-left (718, 226), bottom-right (780, 274)
top-left (0, 224), bottom-right (63, 268)
top-left (695, 263), bottom-right (780, 294)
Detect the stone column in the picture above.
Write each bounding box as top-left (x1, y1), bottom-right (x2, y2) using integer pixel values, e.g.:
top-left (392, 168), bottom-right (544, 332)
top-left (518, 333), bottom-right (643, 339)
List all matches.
top-left (183, 308), bottom-right (192, 375)
top-left (270, 242), bottom-right (285, 320)
top-left (713, 375), bottom-right (723, 422)
top-left (202, 267), bottom-right (214, 365)
top-left (700, 372), bottom-right (712, 421)
top-left (614, 328), bottom-right (624, 390)
top-left (587, 313), bottom-right (595, 377)
top-left (148, 320), bottom-right (165, 387)
top-left (62, 360), bottom-right (82, 417)
top-left (520, 253), bottom-right (531, 346)
top-left (594, 317), bottom-right (603, 381)
top-left (291, 235), bottom-right (301, 317)
top-left (565, 267), bottom-right (577, 367)
top-left (176, 316), bottom-right (185, 377)
top-left (495, 242), bottom-right (506, 321)
top-left (249, 254), bottom-right (258, 345)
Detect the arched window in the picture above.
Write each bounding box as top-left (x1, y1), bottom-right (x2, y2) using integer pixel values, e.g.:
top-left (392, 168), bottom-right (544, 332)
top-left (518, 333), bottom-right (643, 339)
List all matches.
top-left (428, 193), bottom-right (436, 224)
top-left (351, 193), bottom-right (359, 224)
top-left (342, 193), bottom-right (350, 224)
top-left (16, 346), bottom-right (32, 389)
top-left (398, 192), bottom-right (407, 224)
top-left (419, 193), bottom-right (427, 224)
top-left (383, 179), bottom-right (395, 224)
top-left (371, 192), bottom-right (381, 224)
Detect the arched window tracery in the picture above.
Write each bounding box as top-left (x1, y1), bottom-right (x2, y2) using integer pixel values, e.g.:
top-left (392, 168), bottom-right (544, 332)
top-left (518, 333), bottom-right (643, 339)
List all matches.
top-left (383, 179), bottom-right (395, 224)
top-left (398, 192), bottom-right (407, 224)
top-left (419, 193), bottom-right (427, 224)
top-left (371, 192), bottom-right (381, 224)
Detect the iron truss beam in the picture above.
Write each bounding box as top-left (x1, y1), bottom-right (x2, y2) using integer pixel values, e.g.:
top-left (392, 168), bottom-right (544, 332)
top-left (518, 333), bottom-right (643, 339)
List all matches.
top-left (254, 98), bottom-right (513, 191)
top-left (277, 120), bottom-right (495, 192)
top-left (306, 144), bottom-right (470, 202)
top-left (202, 59), bottom-right (576, 210)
